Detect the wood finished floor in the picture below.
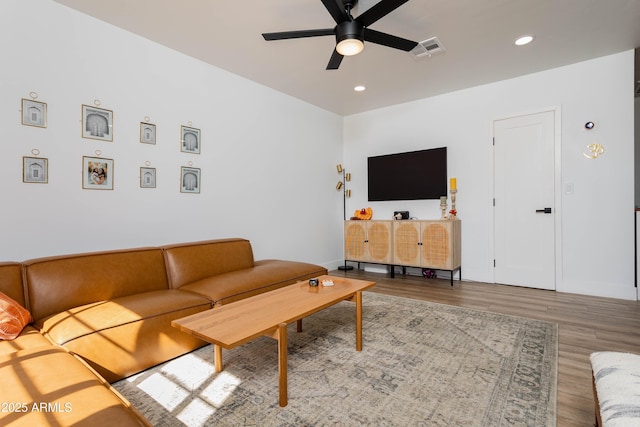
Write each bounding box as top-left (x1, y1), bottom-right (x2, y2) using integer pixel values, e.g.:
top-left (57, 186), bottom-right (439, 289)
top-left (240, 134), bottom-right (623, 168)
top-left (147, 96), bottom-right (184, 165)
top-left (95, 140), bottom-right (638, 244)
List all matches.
top-left (329, 268), bottom-right (640, 427)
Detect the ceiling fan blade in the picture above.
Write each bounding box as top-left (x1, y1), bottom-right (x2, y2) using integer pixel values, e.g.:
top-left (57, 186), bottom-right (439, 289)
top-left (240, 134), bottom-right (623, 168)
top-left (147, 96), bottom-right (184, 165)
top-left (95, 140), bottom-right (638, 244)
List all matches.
top-left (262, 28), bottom-right (335, 41)
top-left (364, 28), bottom-right (417, 51)
top-left (321, 0), bottom-right (350, 24)
top-left (326, 49), bottom-right (344, 70)
top-left (357, 0), bottom-right (409, 27)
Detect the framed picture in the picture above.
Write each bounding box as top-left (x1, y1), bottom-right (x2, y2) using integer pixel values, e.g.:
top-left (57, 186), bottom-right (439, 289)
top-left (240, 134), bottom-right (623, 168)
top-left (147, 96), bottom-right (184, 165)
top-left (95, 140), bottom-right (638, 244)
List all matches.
top-left (82, 156), bottom-right (114, 190)
top-left (180, 125), bottom-right (200, 154)
top-left (22, 157), bottom-right (48, 183)
top-left (82, 105), bottom-right (113, 141)
top-left (140, 167), bottom-right (156, 188)
top-left (180, 166), bottom-right (200, 193)
top-left (21, 99), bottom-right (47, 128)
top-left (140, 122), bottom-right (156, 144)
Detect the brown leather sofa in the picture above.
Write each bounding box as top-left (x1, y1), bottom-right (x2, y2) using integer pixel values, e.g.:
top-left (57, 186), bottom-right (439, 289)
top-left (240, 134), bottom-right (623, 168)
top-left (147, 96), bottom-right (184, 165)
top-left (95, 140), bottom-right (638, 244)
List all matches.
top-left (0, 238), bottom-right (327, 426)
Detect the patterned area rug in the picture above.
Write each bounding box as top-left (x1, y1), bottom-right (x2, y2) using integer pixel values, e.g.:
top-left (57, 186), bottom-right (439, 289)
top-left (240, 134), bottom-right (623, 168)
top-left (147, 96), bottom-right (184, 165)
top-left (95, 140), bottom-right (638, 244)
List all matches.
top-left (113, 292), bottom-right (557, 426)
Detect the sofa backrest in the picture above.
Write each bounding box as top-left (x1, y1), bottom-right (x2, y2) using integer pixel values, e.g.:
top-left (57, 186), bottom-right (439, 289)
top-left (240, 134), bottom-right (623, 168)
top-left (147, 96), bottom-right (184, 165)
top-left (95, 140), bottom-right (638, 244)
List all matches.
top-left (163, 238), bottom-right (254, 289)
top-left (23, 247), bottom-right (169, 322)
top-left (0, 262), bottom-right (26, 307)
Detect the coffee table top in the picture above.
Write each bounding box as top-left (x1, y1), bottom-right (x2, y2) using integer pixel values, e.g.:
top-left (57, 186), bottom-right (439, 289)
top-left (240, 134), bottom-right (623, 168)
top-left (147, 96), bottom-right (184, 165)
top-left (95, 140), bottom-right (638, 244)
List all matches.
top-left (172, 274), bottom-right (375, 349)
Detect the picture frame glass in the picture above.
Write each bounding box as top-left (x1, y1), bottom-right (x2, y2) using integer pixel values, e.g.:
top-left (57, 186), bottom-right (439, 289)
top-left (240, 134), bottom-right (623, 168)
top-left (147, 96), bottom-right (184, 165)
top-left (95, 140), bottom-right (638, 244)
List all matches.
top-left (140, 122), bottom-right (156, 144)
top-left (21, 99), bottom-right (47, 128)
top-left (180, 126), bottom-right (201, 154)
top-left (82, 105), bottom-right (113, 141)
top-left (181, 167), bottom-right (200, 193)
top-left (23, 157), bottom-right (48, 183)
top-left (140, 167), bottom-right (156, 188)
top-left (82, 156), bottom-right (114, 190)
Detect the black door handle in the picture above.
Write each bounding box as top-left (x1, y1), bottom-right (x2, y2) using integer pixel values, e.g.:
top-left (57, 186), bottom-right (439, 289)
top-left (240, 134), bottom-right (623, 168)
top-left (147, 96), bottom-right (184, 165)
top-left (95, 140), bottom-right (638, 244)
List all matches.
top-left (535, 208), bottom-right (552, 214)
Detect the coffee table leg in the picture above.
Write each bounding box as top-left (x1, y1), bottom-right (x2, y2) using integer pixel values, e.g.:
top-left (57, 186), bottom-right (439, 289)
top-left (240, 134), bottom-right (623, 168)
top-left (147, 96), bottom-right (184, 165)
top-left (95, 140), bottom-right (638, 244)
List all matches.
top-left (214, 344), bottom-right (223, 373)
top-left (355, 291), bottom-right (363, 351)
top-left (277, 322), bottom-right (288, 407)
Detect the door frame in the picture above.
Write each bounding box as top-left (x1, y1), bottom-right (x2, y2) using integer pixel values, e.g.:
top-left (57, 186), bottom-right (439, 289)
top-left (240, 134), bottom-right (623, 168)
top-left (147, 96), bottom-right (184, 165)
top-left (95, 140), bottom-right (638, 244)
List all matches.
top-left (489, 106), bottom-right (563, 289)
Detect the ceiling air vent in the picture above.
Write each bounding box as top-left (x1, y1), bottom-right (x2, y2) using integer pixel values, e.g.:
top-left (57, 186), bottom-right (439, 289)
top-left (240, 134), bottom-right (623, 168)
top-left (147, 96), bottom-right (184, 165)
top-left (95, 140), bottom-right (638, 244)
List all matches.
top-left (410, 36), bottom-right (445, 60)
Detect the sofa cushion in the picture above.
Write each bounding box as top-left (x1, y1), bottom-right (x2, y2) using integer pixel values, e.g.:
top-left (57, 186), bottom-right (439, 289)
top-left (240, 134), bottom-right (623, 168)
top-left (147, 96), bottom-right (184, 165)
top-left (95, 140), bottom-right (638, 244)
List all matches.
top-left (180, 259), bottom-right (328, 304)
top-left (0, 345), bottom-right (149, 426)
top-left (24, 247), bottom-right (169, 322)
top-left (0, 325), bottom-right (52, 356)
top-left (38, 289), bottom-right (212, 382)
top-left (0, 291), bottom-right (32, 340)
top-left (163, 238), bottom-right (255, 289)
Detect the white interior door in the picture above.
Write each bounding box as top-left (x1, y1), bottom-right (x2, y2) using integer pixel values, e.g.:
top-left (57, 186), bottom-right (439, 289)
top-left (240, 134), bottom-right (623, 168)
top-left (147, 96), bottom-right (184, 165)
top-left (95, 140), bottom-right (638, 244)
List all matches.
top-left (494, 111), bottom-right (556, 290)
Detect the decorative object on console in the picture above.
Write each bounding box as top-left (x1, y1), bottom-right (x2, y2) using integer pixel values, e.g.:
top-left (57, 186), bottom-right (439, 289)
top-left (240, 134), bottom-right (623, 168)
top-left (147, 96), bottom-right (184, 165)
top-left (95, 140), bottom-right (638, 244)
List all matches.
top-left (440, 196), bottom-right (448, 219)
top-left (394, 211), bottom-right (409, 220)
top-left (21, 92), bottom-right (47, 128)
top-left (449, 177), bottom-right (458, 218)
top-left (353, 207), bottom-right (373, 220)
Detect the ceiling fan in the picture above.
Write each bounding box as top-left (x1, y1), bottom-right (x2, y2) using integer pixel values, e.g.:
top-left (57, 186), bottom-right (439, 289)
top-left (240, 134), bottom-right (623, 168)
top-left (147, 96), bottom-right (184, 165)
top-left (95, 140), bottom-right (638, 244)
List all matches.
top-left (262, 0), bottom-right (418, 70)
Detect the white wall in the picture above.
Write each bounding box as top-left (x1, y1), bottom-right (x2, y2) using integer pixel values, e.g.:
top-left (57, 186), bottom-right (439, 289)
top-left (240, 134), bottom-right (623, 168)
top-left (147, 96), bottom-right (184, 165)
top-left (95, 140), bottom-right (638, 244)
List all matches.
top-left (0, 0), bottom-right (345, 267)
top-left (344, 51), bottom-right (636, 300)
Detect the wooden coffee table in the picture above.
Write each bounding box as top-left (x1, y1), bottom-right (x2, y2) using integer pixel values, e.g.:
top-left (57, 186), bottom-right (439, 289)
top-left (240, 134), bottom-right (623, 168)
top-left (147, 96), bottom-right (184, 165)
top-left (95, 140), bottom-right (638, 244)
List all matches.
top-left (171, 274), bottom-right (376, 407)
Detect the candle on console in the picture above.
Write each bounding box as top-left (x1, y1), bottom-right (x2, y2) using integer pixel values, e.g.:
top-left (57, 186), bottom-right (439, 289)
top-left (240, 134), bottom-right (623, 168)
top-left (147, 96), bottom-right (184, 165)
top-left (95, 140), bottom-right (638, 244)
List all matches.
top-left (440, 196), bottom-right (447, 204)
top-left (450, 177), bottom-right (457, 191)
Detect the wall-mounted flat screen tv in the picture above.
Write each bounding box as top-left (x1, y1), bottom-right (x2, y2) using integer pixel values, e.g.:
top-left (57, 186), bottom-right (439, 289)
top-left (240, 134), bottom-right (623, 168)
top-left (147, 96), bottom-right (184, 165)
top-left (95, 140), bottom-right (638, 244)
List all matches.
top-left (367, 147), bottom-right (447, 201)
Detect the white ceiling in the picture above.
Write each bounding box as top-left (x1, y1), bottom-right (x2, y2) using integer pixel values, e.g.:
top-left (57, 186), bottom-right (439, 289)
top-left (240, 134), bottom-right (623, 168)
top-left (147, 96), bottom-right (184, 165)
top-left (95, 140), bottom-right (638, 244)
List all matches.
top-left (53, 0), bottom-right (640, 116)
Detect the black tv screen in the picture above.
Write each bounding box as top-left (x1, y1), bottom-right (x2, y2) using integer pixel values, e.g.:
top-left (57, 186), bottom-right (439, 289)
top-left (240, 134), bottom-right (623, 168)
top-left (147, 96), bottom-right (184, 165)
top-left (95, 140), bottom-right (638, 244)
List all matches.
top-left (367, 147), bottom-right (447, 201)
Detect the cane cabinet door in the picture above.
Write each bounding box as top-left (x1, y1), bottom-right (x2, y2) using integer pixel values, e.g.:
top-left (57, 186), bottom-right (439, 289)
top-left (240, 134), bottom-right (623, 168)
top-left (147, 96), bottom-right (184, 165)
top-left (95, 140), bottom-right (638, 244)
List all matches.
top-left (393, 221), bottom-right (421, 266)
top-left (420, 220), bottom-right (460, 270)
top-left (366, 221), bottom-right (393, 264)
top-left (344, 221), bottom-right (367, 261)
top-left (344, 220), bottom-right (393, 263)
top-left (393, 220), bottom-right (461, 270)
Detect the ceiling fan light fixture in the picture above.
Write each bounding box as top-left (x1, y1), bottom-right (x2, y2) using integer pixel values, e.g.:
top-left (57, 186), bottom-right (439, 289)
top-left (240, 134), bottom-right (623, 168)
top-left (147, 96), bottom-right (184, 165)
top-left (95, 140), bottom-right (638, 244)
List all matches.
top-left (337, 38), bottom-right (364, 56)
top-left (335, 20), bottom-right (365, 56)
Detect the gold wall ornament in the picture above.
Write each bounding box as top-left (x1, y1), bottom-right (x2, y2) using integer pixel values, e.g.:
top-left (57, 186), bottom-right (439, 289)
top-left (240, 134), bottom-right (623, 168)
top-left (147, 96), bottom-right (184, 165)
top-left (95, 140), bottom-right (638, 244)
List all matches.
top-left (583, 143), bottom-right (605, 159)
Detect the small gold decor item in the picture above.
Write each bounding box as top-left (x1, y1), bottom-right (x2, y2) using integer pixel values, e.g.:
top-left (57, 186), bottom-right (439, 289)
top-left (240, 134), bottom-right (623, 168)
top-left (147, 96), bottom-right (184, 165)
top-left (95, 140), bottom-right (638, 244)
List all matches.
top-left (583, 143), bottom-right (604, 159)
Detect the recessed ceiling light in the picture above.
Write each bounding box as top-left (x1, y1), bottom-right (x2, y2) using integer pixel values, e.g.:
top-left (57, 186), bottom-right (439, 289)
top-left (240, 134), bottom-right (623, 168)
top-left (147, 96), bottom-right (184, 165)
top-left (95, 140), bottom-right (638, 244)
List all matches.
top-left (514, 35), bottom-right (534, 46)
top-left (354, 85), bottom-right (366, 92)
